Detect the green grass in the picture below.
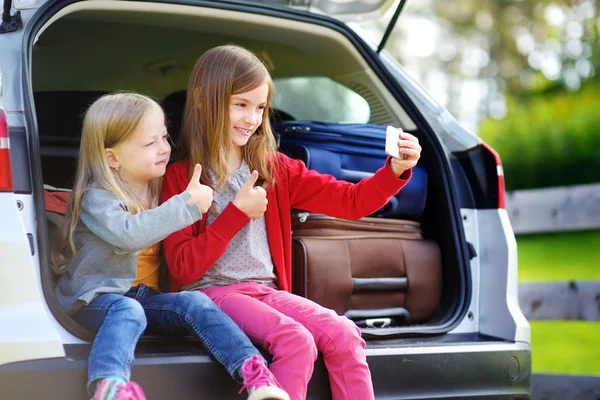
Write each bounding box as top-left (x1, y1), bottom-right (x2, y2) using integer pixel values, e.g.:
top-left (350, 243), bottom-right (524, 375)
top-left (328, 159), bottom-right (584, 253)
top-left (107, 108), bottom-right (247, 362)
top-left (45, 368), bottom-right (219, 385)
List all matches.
top-left (517, 229), bottom-right (600, 375)
top-left (516, 229), bottom-right (600, 281)
top-left (531, 321), bottom-right (600, 375)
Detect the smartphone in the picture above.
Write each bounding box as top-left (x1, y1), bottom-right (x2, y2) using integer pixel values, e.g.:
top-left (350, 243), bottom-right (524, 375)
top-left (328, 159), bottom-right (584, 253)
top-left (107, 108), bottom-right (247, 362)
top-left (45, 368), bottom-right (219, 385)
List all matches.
top-left (385, 126), bottom-right (402, 159)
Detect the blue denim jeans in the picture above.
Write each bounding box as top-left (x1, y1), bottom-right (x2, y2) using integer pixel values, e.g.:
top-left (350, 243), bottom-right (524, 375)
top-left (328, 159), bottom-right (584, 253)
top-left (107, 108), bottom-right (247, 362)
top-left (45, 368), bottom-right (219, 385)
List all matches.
top-left (73, 284), bottom-right (261, 392)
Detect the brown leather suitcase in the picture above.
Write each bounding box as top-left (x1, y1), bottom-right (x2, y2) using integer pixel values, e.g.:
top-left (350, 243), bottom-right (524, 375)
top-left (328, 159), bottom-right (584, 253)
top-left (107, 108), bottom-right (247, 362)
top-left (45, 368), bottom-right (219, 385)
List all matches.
top-left (291, 211), bottom-right (441, 327)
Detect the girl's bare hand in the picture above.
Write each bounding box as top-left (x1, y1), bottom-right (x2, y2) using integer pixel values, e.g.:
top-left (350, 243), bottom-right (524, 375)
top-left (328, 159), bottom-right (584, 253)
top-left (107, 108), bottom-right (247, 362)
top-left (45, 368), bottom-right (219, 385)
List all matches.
top-left (233, 170), bottom-right (268, 219)
top-left (186, 164), bottom-right (213, 213)
top-left (390, 129), bottom-right (421, 177)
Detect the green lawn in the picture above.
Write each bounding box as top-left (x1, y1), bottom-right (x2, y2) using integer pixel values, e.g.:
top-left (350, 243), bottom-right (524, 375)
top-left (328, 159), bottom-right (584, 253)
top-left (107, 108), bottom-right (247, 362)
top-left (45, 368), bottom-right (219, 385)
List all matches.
top-left (516, 229), bottom-right (600, 376)
top-left (530, 321), bottom-right (600, 375)
top-left (517, 229), bottom-right (600, 281)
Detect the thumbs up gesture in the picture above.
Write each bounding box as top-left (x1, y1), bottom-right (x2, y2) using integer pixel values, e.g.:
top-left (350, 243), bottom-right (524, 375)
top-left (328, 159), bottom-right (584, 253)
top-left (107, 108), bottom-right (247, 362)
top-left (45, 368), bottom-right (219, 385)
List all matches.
top-left (186, 164), bottom-right (213, 214)
top-left (233, 170), bottom-right (268, 219)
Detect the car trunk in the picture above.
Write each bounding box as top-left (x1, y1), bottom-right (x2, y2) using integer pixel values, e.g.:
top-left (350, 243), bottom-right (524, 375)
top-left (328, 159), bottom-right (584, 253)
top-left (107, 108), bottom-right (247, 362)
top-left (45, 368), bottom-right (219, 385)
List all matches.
top-left (25, 0), bottom-right (470, 344)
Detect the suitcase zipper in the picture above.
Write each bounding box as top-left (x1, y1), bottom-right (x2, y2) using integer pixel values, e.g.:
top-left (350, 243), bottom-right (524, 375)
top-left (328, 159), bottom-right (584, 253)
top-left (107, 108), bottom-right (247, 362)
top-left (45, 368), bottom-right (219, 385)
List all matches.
top-left (297, 211), bottom-right (309, 223)
top-left (296, 234), bottom-right (421, 240)
top-left (295, 212), bottom-right (334, 223)
top-left (294, 212), bottom-right (421, 233)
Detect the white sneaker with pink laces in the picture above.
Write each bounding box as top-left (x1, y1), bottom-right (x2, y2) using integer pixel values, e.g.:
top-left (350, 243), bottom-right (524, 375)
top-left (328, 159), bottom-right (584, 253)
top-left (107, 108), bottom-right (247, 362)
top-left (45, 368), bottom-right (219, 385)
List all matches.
top-left (239, 355), bottom-right (290, 400)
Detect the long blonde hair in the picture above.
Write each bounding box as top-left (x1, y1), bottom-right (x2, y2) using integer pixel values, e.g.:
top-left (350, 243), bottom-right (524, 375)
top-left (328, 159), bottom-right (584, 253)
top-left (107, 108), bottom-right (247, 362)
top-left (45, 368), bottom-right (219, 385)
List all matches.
top-left (52, 92), bottom-right (164, 274)
top-left (180, 45), bottom-right (279, 191)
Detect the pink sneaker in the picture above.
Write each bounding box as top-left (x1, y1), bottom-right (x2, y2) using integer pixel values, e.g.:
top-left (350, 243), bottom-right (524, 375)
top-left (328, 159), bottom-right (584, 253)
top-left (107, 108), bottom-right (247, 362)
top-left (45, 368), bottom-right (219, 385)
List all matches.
top-left (239, 356), bottom-right (290, 400)
top-left (93, 379), bottom-right (146, 400)
top-left (115, 382), bottom-right (146, 400)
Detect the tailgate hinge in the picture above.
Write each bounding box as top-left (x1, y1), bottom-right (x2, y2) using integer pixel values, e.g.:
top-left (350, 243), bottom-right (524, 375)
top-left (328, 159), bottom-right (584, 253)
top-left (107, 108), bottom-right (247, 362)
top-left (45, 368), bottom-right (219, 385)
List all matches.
top-left (0, 8), bottom-right (21, 34)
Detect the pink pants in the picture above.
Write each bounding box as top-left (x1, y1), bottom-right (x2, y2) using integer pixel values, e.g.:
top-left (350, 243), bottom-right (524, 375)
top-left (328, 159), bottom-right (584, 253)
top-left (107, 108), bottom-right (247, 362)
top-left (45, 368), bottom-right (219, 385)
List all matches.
top-left (201, 282), bottom-right (374, 400)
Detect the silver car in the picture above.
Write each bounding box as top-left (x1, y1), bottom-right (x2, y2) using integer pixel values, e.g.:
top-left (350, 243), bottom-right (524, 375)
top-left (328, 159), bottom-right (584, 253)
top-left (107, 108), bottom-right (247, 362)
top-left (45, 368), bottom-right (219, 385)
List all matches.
top-left (0, 0), bottom-right (530, 398)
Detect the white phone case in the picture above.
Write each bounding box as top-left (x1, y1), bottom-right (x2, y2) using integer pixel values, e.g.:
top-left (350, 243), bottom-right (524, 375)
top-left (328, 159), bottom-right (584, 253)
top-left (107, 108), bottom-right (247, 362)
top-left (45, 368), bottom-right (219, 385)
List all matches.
top-left (385, 126), bottom-right (401, 159)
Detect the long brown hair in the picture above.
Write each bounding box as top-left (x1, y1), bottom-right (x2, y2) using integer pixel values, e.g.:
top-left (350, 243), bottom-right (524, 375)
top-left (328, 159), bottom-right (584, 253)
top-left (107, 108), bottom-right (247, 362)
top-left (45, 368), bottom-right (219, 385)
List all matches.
top-left (52, 92), bottom-right (164, 274)
top-left (180, 45), bottom-right (279, 190)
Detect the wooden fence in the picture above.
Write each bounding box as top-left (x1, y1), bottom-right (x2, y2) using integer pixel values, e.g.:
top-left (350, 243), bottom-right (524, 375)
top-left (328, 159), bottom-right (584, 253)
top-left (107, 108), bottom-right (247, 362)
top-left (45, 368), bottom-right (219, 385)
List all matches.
top-left (519, 280), bottom-right (600, 400)
top-left (519, 281), bottom-right (600, 322)
top-left (511, 184), bottom-right (600, 322)
top-left (510, 184), bottom-right (600, 399)
top-left (531, 374), bottom-right (600, 400)
top-left (506, 183), bottom-right (600, 234)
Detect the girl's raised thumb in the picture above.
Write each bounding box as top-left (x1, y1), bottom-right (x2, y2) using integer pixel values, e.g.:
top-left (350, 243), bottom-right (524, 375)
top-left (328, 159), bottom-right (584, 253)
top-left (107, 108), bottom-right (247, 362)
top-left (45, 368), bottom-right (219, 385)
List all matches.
top-left (243, 170), bottom-right (259, 190)
top-left (191, 163), bottom-right (202, 182)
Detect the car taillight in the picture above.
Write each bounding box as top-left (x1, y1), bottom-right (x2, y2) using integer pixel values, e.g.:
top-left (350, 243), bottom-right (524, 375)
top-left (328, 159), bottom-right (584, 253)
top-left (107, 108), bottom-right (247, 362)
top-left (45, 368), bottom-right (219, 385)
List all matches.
top-left (0, 58), bottom-right (14, 193)
top-left (0, 108), bottom-right (13, 192)
top-left (481, 142), bottom-right (506, 209)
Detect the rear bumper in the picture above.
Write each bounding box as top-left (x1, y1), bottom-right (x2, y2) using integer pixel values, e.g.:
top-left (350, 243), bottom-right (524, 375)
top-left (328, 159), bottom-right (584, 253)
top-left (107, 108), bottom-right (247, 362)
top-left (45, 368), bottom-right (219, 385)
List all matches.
top-left (368, 340), bottom-right (531, 399)
top-left (0, 339), bottom-right (530, 399)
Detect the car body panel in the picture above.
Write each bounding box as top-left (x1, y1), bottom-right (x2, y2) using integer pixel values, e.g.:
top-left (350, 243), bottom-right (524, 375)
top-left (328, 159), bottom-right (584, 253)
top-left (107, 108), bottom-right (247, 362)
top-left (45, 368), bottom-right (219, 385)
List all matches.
top-left (0, 193), bottom-right (64, 366)
top-left (477, 209), bottom-right (530, 343)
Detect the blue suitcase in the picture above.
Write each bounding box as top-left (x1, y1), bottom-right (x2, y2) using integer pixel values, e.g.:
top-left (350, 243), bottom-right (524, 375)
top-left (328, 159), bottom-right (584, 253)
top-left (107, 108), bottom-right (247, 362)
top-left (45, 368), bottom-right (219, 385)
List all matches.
top-left (275, 121), bottom-right (428, 219)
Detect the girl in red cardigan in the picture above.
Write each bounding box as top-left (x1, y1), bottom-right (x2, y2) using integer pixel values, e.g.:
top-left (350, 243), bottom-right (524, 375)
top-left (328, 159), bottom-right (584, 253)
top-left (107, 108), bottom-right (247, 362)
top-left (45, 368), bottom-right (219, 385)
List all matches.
top-left (162, 45), bottom-right (421, 400)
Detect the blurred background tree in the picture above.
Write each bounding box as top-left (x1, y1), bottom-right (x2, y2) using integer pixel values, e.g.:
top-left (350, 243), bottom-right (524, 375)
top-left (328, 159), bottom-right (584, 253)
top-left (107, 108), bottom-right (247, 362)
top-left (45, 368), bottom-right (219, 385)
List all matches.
top-left (357, 0), bottom-right (600, 190)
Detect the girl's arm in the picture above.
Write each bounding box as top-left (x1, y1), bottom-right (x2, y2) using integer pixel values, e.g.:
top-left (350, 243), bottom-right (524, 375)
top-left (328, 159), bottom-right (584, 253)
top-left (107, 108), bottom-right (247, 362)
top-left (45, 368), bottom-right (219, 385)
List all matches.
top-left (79, 187), bottom-right (202, 253)
top-left (283, 153), bottom-right (412, 219)
top-left (161, 163), bottom-right (251, 286)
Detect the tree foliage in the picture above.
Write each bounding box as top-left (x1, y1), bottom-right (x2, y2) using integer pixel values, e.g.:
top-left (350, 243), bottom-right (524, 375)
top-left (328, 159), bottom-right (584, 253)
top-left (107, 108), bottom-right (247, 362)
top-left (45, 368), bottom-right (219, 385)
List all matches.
top-left (479, 80), bottom-right (600, 190)
top-left (359, 0), bottom-right (600, 188)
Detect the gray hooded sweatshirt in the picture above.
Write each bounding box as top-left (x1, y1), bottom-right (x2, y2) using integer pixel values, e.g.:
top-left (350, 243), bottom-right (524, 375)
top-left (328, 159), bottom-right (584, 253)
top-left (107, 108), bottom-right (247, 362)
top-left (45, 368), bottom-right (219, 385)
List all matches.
top-left (55, 183), bottom-right (202, 315)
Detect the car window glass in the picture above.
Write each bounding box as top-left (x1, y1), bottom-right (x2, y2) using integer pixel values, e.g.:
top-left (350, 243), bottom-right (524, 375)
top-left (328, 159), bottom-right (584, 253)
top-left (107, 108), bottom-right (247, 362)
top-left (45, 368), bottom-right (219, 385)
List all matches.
top-left (272, 77), bottom-right (370, 123)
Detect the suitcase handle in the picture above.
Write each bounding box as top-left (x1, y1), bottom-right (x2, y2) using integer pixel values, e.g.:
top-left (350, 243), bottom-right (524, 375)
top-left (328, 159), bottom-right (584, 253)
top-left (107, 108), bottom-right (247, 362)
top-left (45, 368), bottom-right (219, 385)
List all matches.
top-left (345, 307), bottom-right (411, 328)
top-left (365, 318), bottom-right (392, 328)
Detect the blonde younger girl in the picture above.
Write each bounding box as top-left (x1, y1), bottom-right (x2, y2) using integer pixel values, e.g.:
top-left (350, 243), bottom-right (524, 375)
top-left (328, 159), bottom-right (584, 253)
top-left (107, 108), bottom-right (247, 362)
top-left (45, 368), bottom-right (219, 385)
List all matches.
top-left (53, 92), bottom-right (289, 400)
top-left (162, 45), bottom-right (422, 400)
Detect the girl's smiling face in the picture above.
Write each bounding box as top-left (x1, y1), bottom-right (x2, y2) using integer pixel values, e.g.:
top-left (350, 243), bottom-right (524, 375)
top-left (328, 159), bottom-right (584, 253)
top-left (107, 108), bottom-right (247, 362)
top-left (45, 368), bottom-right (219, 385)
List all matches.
top-left (107, 105), bottom-right (171, 190)
top-left (229, 82), bottom-right (269, 150)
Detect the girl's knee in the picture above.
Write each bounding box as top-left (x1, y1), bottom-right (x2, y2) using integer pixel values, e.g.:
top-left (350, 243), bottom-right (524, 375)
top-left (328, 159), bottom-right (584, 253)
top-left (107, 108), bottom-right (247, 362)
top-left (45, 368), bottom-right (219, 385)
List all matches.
top-left (340, 316), bottom-right (364, 341)
top-left (276, 324), bottom-right (318, 361)
top-left (176, 291), bottom-right (219, 311)
top-left (112, 297), bottom-right (146, 326)
top-left (325, 315), bottom-right (365, 352)
top-left (113, 296), bottom-right (142, 311)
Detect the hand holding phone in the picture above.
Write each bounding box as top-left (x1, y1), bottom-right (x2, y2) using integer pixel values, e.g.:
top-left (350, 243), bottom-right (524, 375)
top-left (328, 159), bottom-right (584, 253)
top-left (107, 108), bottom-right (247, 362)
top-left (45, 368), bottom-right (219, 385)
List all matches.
top-left (385, 126), bottom-right (402, 160)
top-left (385, 127), bottom-right (422, 177)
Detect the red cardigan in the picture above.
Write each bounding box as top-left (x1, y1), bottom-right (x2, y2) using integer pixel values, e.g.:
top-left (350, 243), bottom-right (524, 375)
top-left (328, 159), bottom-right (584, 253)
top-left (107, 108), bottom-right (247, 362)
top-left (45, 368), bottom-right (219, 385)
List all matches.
top-left (161, 153), bottom-right (411, 292)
